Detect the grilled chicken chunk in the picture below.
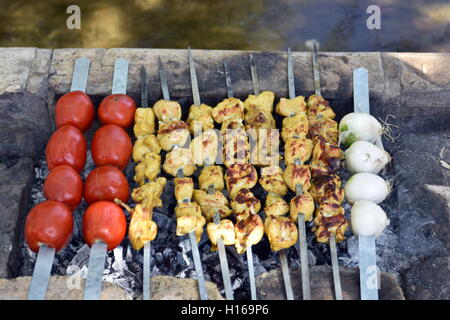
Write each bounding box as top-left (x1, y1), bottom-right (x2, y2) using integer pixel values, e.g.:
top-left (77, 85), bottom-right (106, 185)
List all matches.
top-left (310, 139), bottom-right (343, 174)
top-left (230, 188), bottom-right (261, 219)
top-left (248, 128), bottom-right (281, 166)
top-left (134, 108), bottom-right (156, 138)
top-left (275, 96), bottom-right (307, 117)
top-left (220, 118), bottom-right (245, 135)
top-left (259, 165), bottom-right (287, 196)
top-left (225, 164), bottom-right (258, 197)
top-left (222, 127), bottom-right (250, 167)
top-left (187, 104), bottom-right (214, 134)
top-left (157, 120), bottom-right (190, 151)
top-left (126, 204), bottom-right (158, 250)
top-left (193, 189), bottom-right (233, 221)
top-left (284, 137), bottom-right (314, 165)
top-left (281, 112), bottom-right (309, 142)
top-left (244, 107), bottom-right (276, 130)
top-left (198, 165), bottom-right (224, 191)
top-left (309, 174), bottom-right (345, 204)
top-left (190, 129), bottom-right (218, 166)
top-left (283, 164), bottom-right (312, 192)
top-left (212, 98), bottom-right (244, 123)
top-left (265, 194), bottom-right (289, 217)
top-left (306, 94), bottom-right (336, 121)
top-left (163, 147), bottom-right (196, 177)
top-left (132, 135), bottom-right (161, 162)
top-left (264, 216), bottom-right (298, 251)
top-left (153, 100), bottom-right (182, 121)
top-left (174, 177), bottom-right (194, 203)
top-left (244, 91), bottom-right (275, 114)
top-left (308, 118), bottom-right (339, 145)
top-left (207, 219), bottom-right (236, 250)
top-left (134, 152), bottom-right (161, 186)
top-left (175, 202), bottom-right (205, 242)
top-left (313, 202), bottom-right (348, 243)
top-left (131, 177), bottom-right (167, 209)
top-left (290, 191), bottom-right (315, 222)
top-left (234, 214), bottom-right (264, 254)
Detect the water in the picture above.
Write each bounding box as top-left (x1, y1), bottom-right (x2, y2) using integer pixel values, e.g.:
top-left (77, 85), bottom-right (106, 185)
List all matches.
top-left (1, 0), bottom-right (449, 51)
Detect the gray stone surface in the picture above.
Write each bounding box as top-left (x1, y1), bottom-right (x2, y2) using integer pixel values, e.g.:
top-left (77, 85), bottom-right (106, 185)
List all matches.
top-left (256, 266), bottom-right (404, 300)
top-left (0, 158), bottom-right (34, 278)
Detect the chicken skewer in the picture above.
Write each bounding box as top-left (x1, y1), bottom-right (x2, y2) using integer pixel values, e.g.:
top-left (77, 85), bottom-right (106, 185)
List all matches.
top-left (249, 54), bottom-right (295, 300)
top-left (188, 48), bottom-right (234, 300)
top-left (306, 39), bottom-right (344, 300)
top-left (158, 55), bottom-right (208, 300)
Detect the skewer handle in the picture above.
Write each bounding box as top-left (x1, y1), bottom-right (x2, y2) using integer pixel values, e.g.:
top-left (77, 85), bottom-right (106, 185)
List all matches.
top-left (111, 58), bottom-right (128, 94)
top-left (249, 54), bottom-right (260, 95)
top-left (224, 60), bottom-right (234, 98)
top-left (143, 241), bottom-right (151, 300)
top-left (287, 48), bottom-right (295, 99)
top-left (71, 57), bottom-right (90, 92)
top-left (158, 57), bottom-right (171, 101)
top-left (140, 66), bottom-right (148, 108)
top-left (188, 47), bottom-right (201, 106)
top-left (246, 245), bottom-right (257, 300)
top-left (330, 234), bottom-right (343, 300)
top-left (189, 231), bottom-right (208, 300)
top-left (27, 244), bottom-right (55, 300)
top-left (297, 214), bottom-right (311, 300)
top-left (279, 250), bottom-right (294, 300)
top-left (83, 241), bottom-right (108, 300)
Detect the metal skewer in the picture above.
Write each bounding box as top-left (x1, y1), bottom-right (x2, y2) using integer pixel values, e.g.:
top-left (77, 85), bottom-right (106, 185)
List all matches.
top-left (288, 48), bottom-right (312, 300)
top-left (28, 57), bottom-right (91, 300)
top-left (353, 67), bottom-right (379, 300)
top-left (189, 49), bottom-right (233, 300)
top-left (159, 55), bottom-right (208, 300)
top-left (84, 58), bottom-right (128, 300)
top-left (307, 40), bottom-right (343, 300)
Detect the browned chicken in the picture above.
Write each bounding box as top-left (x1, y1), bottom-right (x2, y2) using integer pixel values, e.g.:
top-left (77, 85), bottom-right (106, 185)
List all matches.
top-left (163, 147), bottom-right (196, 177)
top-left (264, 216), bottom-right (298, 251)
top-left (157, 120), bottom-right (190, 151)
top-left (310, 139), bottom-right (343, 174)
top-left (275, 96), bottom-right (307, 117)
top-left (244, 107), bottom-right (276, 130)
top-left (189, 129), bottom-right (219, 166)
top-left (187, 104), bottom-right (214, 134)
top-left (174, 177), bottom-right (194, 203)
top-left (207, 219), bottom-right (236, 251)
top-left (225, 164), bottom-right (258, 197)
top-left (281, 112), bottom-right (309, 142)
top-left (244, 91), bottom-right (275, 114)
top-left (234, 214), bottom-right (264, 254)
top-left (198, 165), bottom-right (224, 191)
top-left (132, 135), bottom-right (161, 162)
top-left (313, 202), bottom-right (348, 243)
top-left (220, 118), bottom-right (245, 135)
top-left (283, 164), bottom-right (312, 193)
top-left (153, 100), bottom-right (182, 121)
top-left (193, 189), bottom-right (233, 221)
top-left (265, 194), bottom-right (289, 217)
top-left (284, 137), bottom-right (314, 165)
top-left (308, 118), bottom-right (339, 145)
top-left (212, 98), bottom-right (244, 123)
top-left (289, 191), bottom-right (315, 222)
top-left (306, 94), bottom-right (336, 121)
top-left (259, 165), bottom-right (287, 196)
top-left (309, 174), bottom-right (345, 205)
top-left (134, 108), bottom-right (156, 138)
top-left (230, 188), bottom-right (261, 219)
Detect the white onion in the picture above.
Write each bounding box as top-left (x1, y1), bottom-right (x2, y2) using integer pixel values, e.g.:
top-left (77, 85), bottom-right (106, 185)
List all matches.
top-left (344, 173), bottom-right (390, 204)
top-left (339, 112), bottom-right (383, 147)
top-left (345, 141), bottom-right (391, 174)
top-left (351, 200), bottom-right (390, 238)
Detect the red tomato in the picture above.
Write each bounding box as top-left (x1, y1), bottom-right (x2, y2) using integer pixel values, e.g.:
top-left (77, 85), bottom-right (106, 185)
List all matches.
top-left (43, 165), bottom-right (83, 210)
top-left (91, 124), bottom-right (131, 171)
top-left (46, 124), bottom-right (87, 173)
top-left (83, 201), bottom-right (126, 251)
top-left (55, 91), bottom-right (95, 132)
top-left (25, 201), bottom-right (73, 252)
top-left (98, 94), bottom-right (136, 128)
top-left (84, 166), bottom-right (129, 205)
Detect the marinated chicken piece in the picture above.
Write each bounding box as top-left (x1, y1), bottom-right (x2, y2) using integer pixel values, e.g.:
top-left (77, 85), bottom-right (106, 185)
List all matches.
top-left (193, 189), bottom-right (233, 221)
top-left (306, 94), bottom-right (336, 121)
top-left (308, 118), bottom-right (339, 145)
top-left (281, 112), bottom-right (309, 142)
top-left (290, 191), bottom-right (315, 222)
top-left (133, 108), bottom-right (156, 138)
top-left (223, 127), bottom-right (250, 167)
top-left (190, 129), bottom-right (218, 166)
top-left (313, 203), bottom-right (348, 243)
top-left (265, 194), bottom-right (289, 217)
top-left (283, 164), bottom-right (311, 192)
top-left (230, 188), bottom-right (261, 219)
top-left (175, 202), bottom-right (206, 243)
top-left (153, 100), bottom-right (182, 121)
top-left (212, 98), bottom-right (244, 123)
top-left (207, 219), bottom-right (236, 250)
top-left (198, 165), bottom-right (224, 191)
top-left (284, 137), bottom-right (314, 165)
top-left (248, 128), bottom-right (281, 166)
top-left (264, 216), bottom-right (298, 252)
top-left (244, 107), bottom-right (276, 130)
top-left (235, 214), bottom-right (264, 254)
top-left (310, 174), bottom-right (345, 204)
top-left (259, 166), bottom-right (287, 196)
top-left (174, 177), bottom-right (194, 203)
top-left (134, 152), bottom-right (161, 186)
top-left (131, 177), bottom-right (167, 209)
top-left (175, 201), bottom-right (202, 218)
top-left (132, 135), bottom-right (161, 162)
top-left (157, 120), bottom-right (190, 151)
top-left (163, 147), bottom-right (196, 177)
top-left (244, 91), bottom-right (275, 114)
top-left (276, 96), bottom-right (307, 117)
top-left (310, 139), bottom-right (343, 173)
top-left (187, 104), bottom-right (214, 134)
top-left (225, 164), bottom-right (258, 197)
top-left (220, 118), bottom-right (245, 135)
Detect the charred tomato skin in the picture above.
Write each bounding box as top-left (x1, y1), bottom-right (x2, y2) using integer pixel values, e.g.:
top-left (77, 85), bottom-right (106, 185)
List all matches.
top-left (91, 124), bottom-right (132, 171)
top-left (55, 91), bottom-right (95, 132)
top-left (84, 165), bottom-right (129, 205)
top-left (46, 124), bottom-right (87, 173)
top-left (43, 165), bottom-right (83, 211)
top-left (83, 201), bottom-right (126, 251)
top-left (98, 94), bottom-right (137, 128)
top-left (25, 201), bottom-right (74, 252)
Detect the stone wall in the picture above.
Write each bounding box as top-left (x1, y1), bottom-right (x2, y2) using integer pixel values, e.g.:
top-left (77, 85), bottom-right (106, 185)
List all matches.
top-left (0, 48), bottom-right (448, 299)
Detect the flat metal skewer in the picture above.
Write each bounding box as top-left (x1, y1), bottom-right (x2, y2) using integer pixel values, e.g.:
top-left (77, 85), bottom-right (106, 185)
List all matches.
top-left (246, 245), bottom-right (257, 300)
top-left (353, 67), bottom-right (379, 300)
top-left (288, 48), bottom-right (312, 300)
top-left (224, 60), bottom-right (234, 98)
top-left (307, 41), bottom-right (343, 300)
top-left (249, 54), bottom-right (260, 95)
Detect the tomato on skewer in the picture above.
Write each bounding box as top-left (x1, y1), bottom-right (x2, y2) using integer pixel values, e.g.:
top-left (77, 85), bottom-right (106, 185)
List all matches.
top-left (84, 166), bottom-right (129, 205)
top-left (55, 91), bottom-right (95, 132)
top-left (91, 124), bottom-right (132, 171)
top-left (43, 165), bottom-right (83, 211)
top-left (98, 94), bottom-right (136, 128)
top-left (25, 201), bottom-right (74, 252)
top-left (46, 124), bottom-right (87, 173)
top-left (83, 201), bottom-right (127, 251)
